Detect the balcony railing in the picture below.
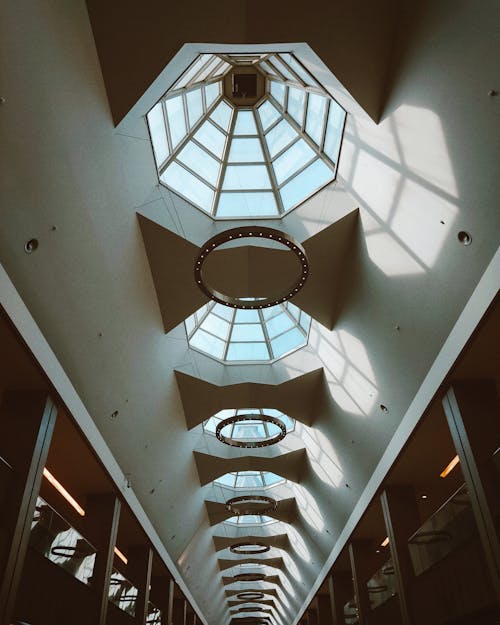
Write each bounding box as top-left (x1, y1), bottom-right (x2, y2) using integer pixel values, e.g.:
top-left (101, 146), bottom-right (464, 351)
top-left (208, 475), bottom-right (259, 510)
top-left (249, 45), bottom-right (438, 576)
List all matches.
top-left (367, 558), bottom-right (396, 610)
top-left (108, 568), bottom-right (138, 616)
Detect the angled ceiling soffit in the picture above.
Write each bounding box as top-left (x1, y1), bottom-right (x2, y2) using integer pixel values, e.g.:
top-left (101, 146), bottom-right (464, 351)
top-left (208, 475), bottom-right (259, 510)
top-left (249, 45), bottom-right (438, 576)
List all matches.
top-left (193, 449), bottom-right (306, 486)
top-left (214, 534), bottom-right (289, 553)
top-left (139, 211), bottom-right (358, 334)
top-left (205, 498), bottom-right (297, 527)
top-left (175, 369), bottom-right (325, 429)
top-left (219, 557), bottom-right (284, 572)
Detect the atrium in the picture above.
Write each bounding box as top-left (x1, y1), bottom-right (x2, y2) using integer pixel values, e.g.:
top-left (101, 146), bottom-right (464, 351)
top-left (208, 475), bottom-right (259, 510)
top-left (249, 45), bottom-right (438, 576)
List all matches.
top-left (0, 3), bottom-right (499, 625)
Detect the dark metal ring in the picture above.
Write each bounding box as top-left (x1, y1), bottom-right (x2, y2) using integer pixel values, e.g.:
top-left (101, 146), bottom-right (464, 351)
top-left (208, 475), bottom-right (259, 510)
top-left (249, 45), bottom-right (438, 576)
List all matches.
top-left (194, 226), bottom-right (309, 309)
top-left (230, 542), bottom-right (270, 555)
top-left (236, 592), bottom-right (265, 601)
top-left (233, 573), bottom-right (266, 582)
top-left (226, 495), bottom-right (278, 516)
top-left (50, 545), bottom-right (80, 558)
top-left (238, 607), bottom-right (266, 612)
top-left (216, 414), bottom-right (286, 448)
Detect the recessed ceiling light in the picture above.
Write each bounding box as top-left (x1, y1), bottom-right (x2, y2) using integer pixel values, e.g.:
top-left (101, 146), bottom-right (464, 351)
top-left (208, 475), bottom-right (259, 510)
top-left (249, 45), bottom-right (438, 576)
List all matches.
top-left (440, 454), bottom-right (460, 478)
top-left (381, 537), bottom-right (389, 547)
top-left (421, 494), bottom-right (428, 499)
top-left (43, 467), bottom-right (85, 517)
top-left (114, 546), bottom-right (128, 565)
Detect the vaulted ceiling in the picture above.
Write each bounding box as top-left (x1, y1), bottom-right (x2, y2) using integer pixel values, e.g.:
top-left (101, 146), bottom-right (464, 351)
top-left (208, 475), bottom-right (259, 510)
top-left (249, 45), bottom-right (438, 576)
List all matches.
top-left (1, 1), bottom-right (499, 625)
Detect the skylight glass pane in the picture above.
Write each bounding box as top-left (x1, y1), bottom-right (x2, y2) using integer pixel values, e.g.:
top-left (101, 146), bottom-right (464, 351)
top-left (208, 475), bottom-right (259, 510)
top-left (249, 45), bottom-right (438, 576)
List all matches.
top-left (174, 54), bottom-right (211, 89)
top-left (233, 111), bottom-right (258, 135)
top-left (165, 96), bottom-right (186, 148)
top-left (212, 303), bottom-right (234, 321)
top-left (147, 102), bottom-right (169, 164)
top-left (300, 311), bottom-right (311, 332)
top-left (210, 100), bottom-right (233, 131)
top-left (287, 87), bottom-right (306, 127)
top-left (262, 305), bottom-right (282, 320)
top-left (196, 56), bottom-right (221, 81)
top-left (259, 60), bottom-right (280, 78)
top-left (186, 88), bottom-right (203, 128)
top-left (268, 56), bottom-right (297, 82)
top-left (279, 53), bottom-right (319, 87)
top-left (236, 515), bottom-right (264, 524)
top-left (287, 301), bottom-right (300, 320)
top-left (324, 101), bottom-right (346, 162)
top-left (185, 316), bottom-right (195, 336)
top-left (222, 166), bottom-right (271, 190)
top-left (265, 312), bottom-right (294, 338)
top-left (235, 473), bottom-right (264, 488)
top-left (280, 158), bottom-right (333, 211)
top-left (217, 192), bottom-right (278, 217)
top-left (189, 328), bottom-right (225, 358)
top-left (231, 324), bottom-right (265, 341)
top-left (194, 121), bottom-right (226, 158)
top-left (234, 309), bottom-right (259, 322)
top-left (200, 314), bottom-right (230, 340)
top-left (204, 82), bottom-right (220, 109)
top-left (226, 343), bottom-right (270, 361)
top-left (305, 93), bottom-right (328, 146)
top-left (232, 422), bottom-right (267, 439)
top-left (271, 327), bottom-right (305, 358)
top-left (265, 120), bottom-right (298, 158)
top-left (258, 101), bottom-right (280, 131)
top-left (272, 139), bottom-right (315, 185)
top-left (216, 473), bottom-right (236, 487)
top-left (160, 162), bottom-right (214, 212)
top-left (212, 61), bottom-right (230, 77)
top-left (228, 138), bottom-right (264, 162)
top-left (270, 81), bottom-right (285, 108)
top-left (178, 141), bottom-right (220, 186)
top-left (262, 472), bottom-right (282, 486)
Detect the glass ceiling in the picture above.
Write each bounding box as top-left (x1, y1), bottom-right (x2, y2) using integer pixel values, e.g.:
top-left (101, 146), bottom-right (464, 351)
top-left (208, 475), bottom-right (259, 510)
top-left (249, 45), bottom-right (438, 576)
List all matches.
top-left (147, 52), bottom-right (346, 218)
top-left (185, 301), bottom-right (310, 363)
top-left (225, 515), bottom-right (276, 526)
top-left (203, 409), bottom-right (294, 441)
top-left (214, 471), bottom-right (285, 489)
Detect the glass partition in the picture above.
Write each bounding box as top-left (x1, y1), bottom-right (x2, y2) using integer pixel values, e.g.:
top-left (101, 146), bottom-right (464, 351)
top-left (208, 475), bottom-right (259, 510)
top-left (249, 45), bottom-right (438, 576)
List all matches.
top-left (147, 602), bottom-right (162, 624)
top-left (108, 568), bottom-right (138, 616)
top-left (367, 559), bottom-right (396, 610)
top-left (29, 496), bottom-right (96, 585)
top-left (408, 484), bottom-right (476, 575)
top-left (343, 599), bottom-right (358, 625)
top-left (0, 455), bottom-right (12, 507)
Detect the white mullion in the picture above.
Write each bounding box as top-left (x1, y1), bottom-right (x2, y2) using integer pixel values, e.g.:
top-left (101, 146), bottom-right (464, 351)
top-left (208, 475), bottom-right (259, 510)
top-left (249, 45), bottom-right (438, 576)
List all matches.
top-left (319, 99), bottom-right (330, 152)
top-left (275, 54), bottom-right (307, 88)
top-left (272, 135), bottom-right (301, 162)
top-left (302, 92), bottom-right (309, 133)
top-left (222, 308), bottom-right (237, 360)
top-left (258, 309), bottom-right (274, 360)
top-left (161, 98), bottom-right (173, 156)
top-left (181, 92), bottom-right (190, 137)
top-left (173, 160), bottom-right (217, 191)
top-left (213, 107), bottom-right (237, 216)
top-left (282, 305), bottom-right (307, 337)
top-left (277, 156), bottom-right (318, 189)
top-left (253, 109), bottom-right (285, 215)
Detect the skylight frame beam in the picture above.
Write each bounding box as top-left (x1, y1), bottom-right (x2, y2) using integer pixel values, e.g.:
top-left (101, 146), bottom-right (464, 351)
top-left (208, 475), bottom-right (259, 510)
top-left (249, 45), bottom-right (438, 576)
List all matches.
top-left (253, 109), bottom-right (286, 215)
top-left (264, 55), bottom-right (307, 89)
top-left (213, 105), bottom-right (239, 217)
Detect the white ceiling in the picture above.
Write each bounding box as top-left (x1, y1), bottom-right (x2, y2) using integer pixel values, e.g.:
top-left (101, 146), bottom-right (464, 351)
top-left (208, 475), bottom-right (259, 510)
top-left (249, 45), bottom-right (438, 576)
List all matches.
top-left (1, 1), bottom-right (499, 624)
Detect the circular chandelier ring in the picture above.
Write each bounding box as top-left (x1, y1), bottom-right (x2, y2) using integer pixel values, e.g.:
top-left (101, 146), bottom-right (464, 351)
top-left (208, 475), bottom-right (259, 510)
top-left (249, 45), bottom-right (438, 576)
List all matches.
top-left (194, 226), bottom-right (309, 309)
top-left (230, 542), bottom-right (270, 555)
top-left (216, 413), bottom-right (286, 448)
top-left (236, 592), bottom-right (265, 601)
top-left (226, 495), bottom-right (277, 516)
top-left (233, 573), bottom-right (266, 582)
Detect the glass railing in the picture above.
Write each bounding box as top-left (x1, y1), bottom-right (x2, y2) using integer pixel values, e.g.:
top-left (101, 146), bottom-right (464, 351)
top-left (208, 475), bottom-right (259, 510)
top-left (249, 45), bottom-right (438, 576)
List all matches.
top-left (408, 483), bottom-right (476, 576)
top-left (147, 601), bottom-right (162, 624)
top-left (108, 568), bottom-right (138, 616)
top-left (367, 558), bottom-right (396, 610)
top-left (29, 496), bottom-right (96, 585)
top-left (344, 599), bottom-right (358, 625)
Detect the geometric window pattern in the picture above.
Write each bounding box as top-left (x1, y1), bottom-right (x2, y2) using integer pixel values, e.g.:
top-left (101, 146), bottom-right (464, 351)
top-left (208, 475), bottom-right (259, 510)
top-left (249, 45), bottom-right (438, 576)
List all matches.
top-left (214, 471), bottom-right (285, 489)
top-left (147, 53), bottom-right (346, 217)
top-left (203, 409), bottom-right (294, 441)
top-left (225, 515), bottom-right (276, 526)
top-left (185, 301), bottom-right (311, 363)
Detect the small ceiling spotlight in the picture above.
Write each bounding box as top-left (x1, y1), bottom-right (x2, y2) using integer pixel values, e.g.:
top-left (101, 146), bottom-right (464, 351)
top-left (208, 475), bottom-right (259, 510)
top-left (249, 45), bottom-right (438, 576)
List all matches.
top-left (379, 404), bottom-right (389, 413)
top-left (457, 231), bottom-right (472, 245)
top-left (24, 238), bottom-right (39, 254)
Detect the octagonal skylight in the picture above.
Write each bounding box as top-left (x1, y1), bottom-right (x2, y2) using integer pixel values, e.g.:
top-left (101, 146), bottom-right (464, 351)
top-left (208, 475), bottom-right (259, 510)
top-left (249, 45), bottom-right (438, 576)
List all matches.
top-left (225, 515), bottom-right (276, 526)
top-left (215, 471), bottom-right (285, 489)
top-left (185, 301), bottom-right (310, 363)
top-left (147, 52), bottom-right (346, 218)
